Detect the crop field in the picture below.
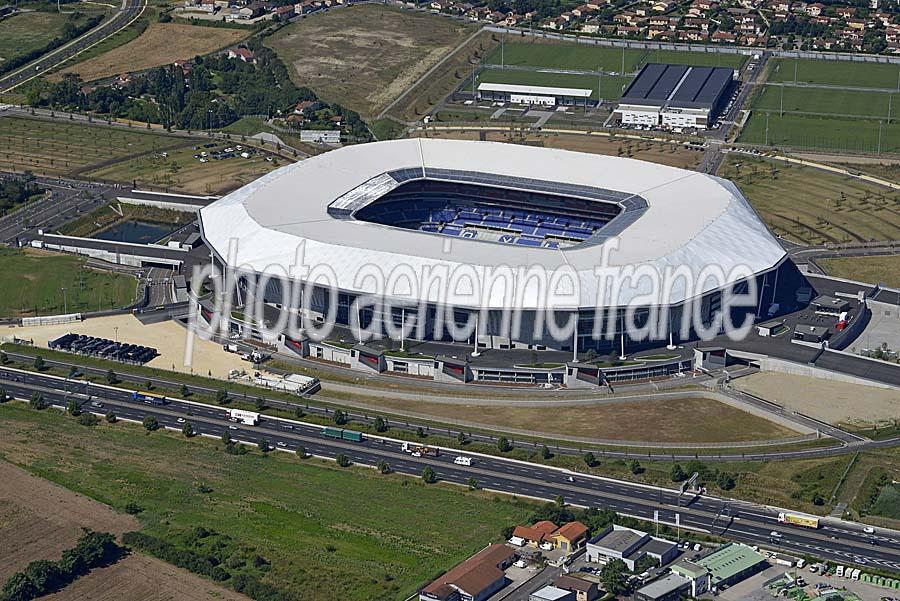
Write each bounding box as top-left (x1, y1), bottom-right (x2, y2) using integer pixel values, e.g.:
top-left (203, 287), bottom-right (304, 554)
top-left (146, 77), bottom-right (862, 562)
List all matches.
top-left (266, 4), bottom-right (475, 119)
top-left (485, 41), bottom-right (747, 73)
top-left (767, 58), bottom-right (900, 88)
top-left (0, 403), bottom-right (532, 601)
top-left (0, 116), bottom-right (193, 177)
top-left (753, 85), bottom-right (895, 120)
top-left (0, 11), bottom-right (92, 64)
top-left (737, 112), bottom-right (900, 154)
top-left (718, 155), bottom-right (900, 244)
top-left (85, 141), bottom-right (284, 195)
top-left (54, 21), bottom-right (248, 82)
top-left (0, 248), bottom-right (139, 317)
top-left (477, 67), bottom-right (632, 101)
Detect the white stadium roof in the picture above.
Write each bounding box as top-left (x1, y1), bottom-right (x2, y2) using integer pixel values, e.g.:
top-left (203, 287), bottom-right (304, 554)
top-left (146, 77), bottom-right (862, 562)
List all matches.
top-left (199, 139), bottom-right (786, 310)
top-left (477, 82), bottom-right (593, 98)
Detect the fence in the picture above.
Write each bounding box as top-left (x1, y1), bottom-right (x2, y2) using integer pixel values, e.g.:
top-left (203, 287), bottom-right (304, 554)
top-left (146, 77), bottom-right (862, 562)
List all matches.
top-left (21, 313), bottom-right (82, 327)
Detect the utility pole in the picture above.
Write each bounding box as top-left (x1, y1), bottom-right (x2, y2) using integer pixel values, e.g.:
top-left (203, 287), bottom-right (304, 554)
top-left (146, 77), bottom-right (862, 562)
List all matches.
top-left (61, 287), bottom-right (67, 314)
top-left (621, 47), bottom-right (626, 76)
top-left (877, 120), bottom-right (883, 154)
top-left (794, 59), bottom-right (798, 84)
top-left (765, 112), bottom-right (769, 146)
top-left (780, 84), bottom-right (784, 116)
top-left (501, 33), bottom-right (505, 68)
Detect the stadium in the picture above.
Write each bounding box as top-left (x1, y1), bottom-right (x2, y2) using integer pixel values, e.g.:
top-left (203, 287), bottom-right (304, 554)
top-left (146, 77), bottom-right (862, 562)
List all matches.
top-left (198, 139), bottom-right (804, 354)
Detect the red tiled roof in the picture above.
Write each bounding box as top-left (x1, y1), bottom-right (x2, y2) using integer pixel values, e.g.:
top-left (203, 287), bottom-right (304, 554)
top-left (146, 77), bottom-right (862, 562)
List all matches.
top-left (553, 521), bottom-right (589, 542)
top-left (422, 544), bottom-right (515, 599)
top-left (513, 520), bottom-right (558, 542)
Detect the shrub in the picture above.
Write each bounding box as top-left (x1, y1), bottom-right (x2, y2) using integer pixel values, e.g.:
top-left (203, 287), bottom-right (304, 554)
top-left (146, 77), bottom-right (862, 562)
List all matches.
top-left (335, 454), bottom-right (351, 467)
top-left (77, 413), bottom-right (99, 427)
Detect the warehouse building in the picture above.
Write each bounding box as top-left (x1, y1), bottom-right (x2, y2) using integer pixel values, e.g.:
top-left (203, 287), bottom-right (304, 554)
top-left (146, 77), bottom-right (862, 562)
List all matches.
top-left (615, 63), bottom-right (734, 129)
top-left (695, 543), bottom-right (767, 590)
top-left (476, 82), bottom-right (596, 107)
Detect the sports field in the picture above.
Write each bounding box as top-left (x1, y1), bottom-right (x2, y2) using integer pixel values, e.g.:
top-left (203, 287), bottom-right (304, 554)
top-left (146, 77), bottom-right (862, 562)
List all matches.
top-left (767, 58), bottom-right (900, 89)
top-left (0, 248), bottom-right (139, 316)
top-left (718, 155), bottom-right (900, 244)
top-left (485, 41), bottom-right (747, 73)
top-left (477, 67), bottom-right (631, 101)
top-left (53, 22), bottom-right (248, 82)
top-left (0, 403), bottom-right (532, 601)
top-left (0, 116), bottom-right (193, 177)
top-left (753, 85), bottom-right (895, 120)
top-left (737, 112), bottom-right (900, 154)
top-left (0, 11), bottom-right (94, 64)
top-left (266, 4), bottom-right (475, 119)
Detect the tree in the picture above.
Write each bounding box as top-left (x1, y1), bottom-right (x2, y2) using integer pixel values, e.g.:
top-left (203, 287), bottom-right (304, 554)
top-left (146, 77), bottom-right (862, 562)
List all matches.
top-left (416, 426), bottom-right (426, 438)
top-left (67, 400), bottom-right (81, 416)
top-left (105, 412), bottom-right (117, 423)
top-left (600, 559), bottom-right (629, 596)
top-left (0, 387), bottom-right (7, 403)
top-left (583, 452), bottom-right (596, 467)
top-left (422, 466), bottom-right (437, 484)
top-left (258, 438), bottom-right (270, 453)
top-left (332, 409), bottom-right (348, 425)
top-left (221, 430), bottom-right (231, 445)
top-left (335, 453), bottom-right (351, 467)
top-left (555, 495), bottom-right (565, 507)
top-left (497, 437), bottom-right (512, 452)
top-left (0, 350), bottom-right (8, 364)
top-left (33, 355), bottom-right (45, 371)
top-left (717, 472), bottom-right (736, 491)
top-left (215, 389), bottom-right (228, 404)
top-left (30, 392), bottom-right (46, 410)
top-left (374, 416), bottom-right (387, 432)
top-left (182, 421), bottom-right (195, 437)
top-left (142, 415), bottom-right (159, 431)
top-left (105, 369), bottom-right (117, 384)
top-left (456, 430), bottom-right (467, 445)
top-left (812, 492), bottom-right (825, 506)
top-left (144, 380), bottom-right (153, 390)
top-left (78, 412), bottom-right (99, 426)
top-left (541, 445), bottom-right (552, 460)
top-left (376, 460), bottom-right (390, 474)
top-left (295, 444), bottom-right (306, 458)
top-left (671, 463), bottom-right (687, 482)
top-left (467, 477), bottom-right (478, 490)
top-left (629, 459), bottom-right (644, 475)
top-left (180, 384), bottom-right (190, 397)
top-left (254, 397), bottom-right (266, 411)
top-left (68, 365), bottom-right (79, 378)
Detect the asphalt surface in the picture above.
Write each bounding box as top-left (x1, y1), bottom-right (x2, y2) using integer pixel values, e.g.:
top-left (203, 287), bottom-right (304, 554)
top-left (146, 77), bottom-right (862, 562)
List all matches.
top-left (0, 0), bottom-right (146, 95)
top-left (1, 366), bottom-right (898, 573)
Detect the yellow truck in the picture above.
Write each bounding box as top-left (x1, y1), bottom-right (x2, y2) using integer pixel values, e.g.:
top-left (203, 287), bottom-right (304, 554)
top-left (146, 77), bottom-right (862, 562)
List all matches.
top-left (778, 512), bottom-right (820, 529)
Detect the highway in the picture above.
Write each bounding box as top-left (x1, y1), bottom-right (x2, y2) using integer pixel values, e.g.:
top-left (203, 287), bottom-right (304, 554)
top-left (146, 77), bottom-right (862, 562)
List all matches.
top-left (0, 0), bottom-right (147, 95)
top-left (1, 365), bottom-right (899, 574)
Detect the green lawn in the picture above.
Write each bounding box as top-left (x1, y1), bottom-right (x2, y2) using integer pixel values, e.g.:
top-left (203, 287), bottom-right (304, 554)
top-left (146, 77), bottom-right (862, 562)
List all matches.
top-left (485, 42), bottom-right (746, 73)
top-left (478, 67), bottom-right (632, 101)
top-left (819, 256), bottom-right (900, 288)
top-left (872, 483), bottom-right (900, 520)
top-left (0, 403), bottom-right (533, 601)
top-left (0, 248), bottom-right (139, 316)
top-left (753, 85), bottom-right (896, 120)
top-left (0, 11), bottom-right (93, 63)
top-left (767, 58), bottom-right (900, 89)
top-left (737, 112), bottom-right (900, 154)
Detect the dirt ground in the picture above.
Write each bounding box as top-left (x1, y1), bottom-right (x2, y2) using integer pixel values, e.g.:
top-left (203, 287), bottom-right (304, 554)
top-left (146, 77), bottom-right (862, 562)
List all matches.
top-left (265, 4), bottom-right (473, 118)
top-left (416, 129), bottom-right (703, 169)
top-left (7, 314), bottom-right (247, 380)
top-left (54, 22), bottom-right (247, 82)
top-left (43, 553), bottom-right (250, 601)
top-left (0, 460), bottom-right (140, 582)
top-left (732, 371), bottom-right (900, 427)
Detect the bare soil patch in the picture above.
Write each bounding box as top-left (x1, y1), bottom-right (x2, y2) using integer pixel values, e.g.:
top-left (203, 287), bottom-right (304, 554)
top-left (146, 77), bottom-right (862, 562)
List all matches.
top-left (54, 22), bottom-right (247, 82)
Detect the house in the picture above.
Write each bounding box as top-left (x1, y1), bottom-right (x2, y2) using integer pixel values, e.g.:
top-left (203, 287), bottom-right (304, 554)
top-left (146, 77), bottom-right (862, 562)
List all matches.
top-left (274, 4), bottom-right (295, 18)
top-left (227, 47), bottom-right (255, 62)
top-left (586, 525), bottom-right (679, 571)
top-left (530, 586), bottom-right (576, 601)
top-left (711, 30), bottom-right (737, 42)
top-left (806, 2), bottom-right (824, 16)
top-left (554, 575), bottom-right (600, 601)
top-left (512, 520), bottom-right (558, 547)
top-left (551, 521), bottom-right (589, 554)
top-left (581, 22), bottom-right (600, 33)
top-left (420, 544), bottom-right (516, 601)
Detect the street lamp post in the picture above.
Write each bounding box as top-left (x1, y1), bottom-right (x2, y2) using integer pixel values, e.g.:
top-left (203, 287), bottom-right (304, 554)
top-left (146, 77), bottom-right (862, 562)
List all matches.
top-left (61, 287), bottom-right (67, 314)
top-left (114, 326), bottom-right (119, 343)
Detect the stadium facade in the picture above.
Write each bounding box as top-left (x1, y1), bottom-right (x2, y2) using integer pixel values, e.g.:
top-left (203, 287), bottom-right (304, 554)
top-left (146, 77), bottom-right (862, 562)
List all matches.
top-left (198, 139), bottom-right (802, 354)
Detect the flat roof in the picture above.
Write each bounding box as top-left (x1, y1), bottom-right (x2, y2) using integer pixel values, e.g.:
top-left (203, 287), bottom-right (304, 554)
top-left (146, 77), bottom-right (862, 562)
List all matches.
top-left (620, 63), bottom-right (733, 110)
top-left (530, 585), bottom-right (574, 600)
top-left (696, 544), bottom-right (765, 583)
top-left (590, 526), bottom-right (645, 554)
top-left (636, 573), bottom-right (690, 598)
top-left (478, 82), bottom-right (593, 98)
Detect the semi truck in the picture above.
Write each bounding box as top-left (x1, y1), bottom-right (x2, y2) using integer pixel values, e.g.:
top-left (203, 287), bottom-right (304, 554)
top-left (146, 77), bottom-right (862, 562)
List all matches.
top-left (778, 512), bottom-right (820, 529)
top-left (401, 441), bottom-right (439, 456)
top-left (228, 409), bottom-right (260, 425)
top-left (321, 427), bottom-right (363, 442)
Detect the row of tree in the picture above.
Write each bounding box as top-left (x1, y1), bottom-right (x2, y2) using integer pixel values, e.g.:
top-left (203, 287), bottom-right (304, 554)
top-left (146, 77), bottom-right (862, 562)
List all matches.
top-left (0, 174), bottom-right (44, 217)
top-left (1, 530), bottom-right (123, 601)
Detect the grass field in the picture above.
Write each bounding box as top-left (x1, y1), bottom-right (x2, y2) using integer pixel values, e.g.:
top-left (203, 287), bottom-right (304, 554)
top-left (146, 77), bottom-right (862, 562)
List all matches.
top-left (58, 202), bottom-right (193, 238)
top-left (0, 248), bottom-right (139, 316)
top-left (85, 141), bottom-right (284, 194)
top-left (872, 482), bottom-right (900, 520)
top-left (753, 85), bottom-right (895, 120)
top-left (265, 4), bottom-right (475, 119)
top-left (767, 58), bottom-right (900, 89)
top-left (0, 403), bottom-right (533, 601)
top-left (0, 11), bottom-right (93, 64)
top-left (54, 21), bottom-right (248, 82)
top-left (477, 67), bottom-right (631, 101)
top-left (0, 116), bottom-right (193, 177)
top-left (818, 256), bottom-right (900, 288)
top-left (485, 41), bottom-right (747, 73)
top-left (718, 156), bottom-right (900, 244)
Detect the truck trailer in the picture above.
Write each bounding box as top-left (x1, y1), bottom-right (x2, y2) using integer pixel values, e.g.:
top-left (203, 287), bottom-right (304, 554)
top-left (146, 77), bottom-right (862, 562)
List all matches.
top-left (228, 409), bottom-right (260, 425)
top-left (321, 427), bottom-right (363, 442)
top-left (778, 512), bottom-right (820, 529)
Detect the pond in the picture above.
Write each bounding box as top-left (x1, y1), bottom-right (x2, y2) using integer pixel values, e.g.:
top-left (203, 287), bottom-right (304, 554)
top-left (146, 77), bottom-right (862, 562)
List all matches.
top-left (94, 221), bottom-right (178, 245)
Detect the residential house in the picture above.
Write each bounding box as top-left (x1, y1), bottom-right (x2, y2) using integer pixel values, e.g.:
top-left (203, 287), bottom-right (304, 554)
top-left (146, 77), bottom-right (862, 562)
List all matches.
top-left (274, 4), bottom-right (295, 18)
top-left (227, 47), bottom-right (255, 62)
top-left (551, 522), bottom-right (589, 554)
top-left (553, 575), bottom-right (600, 601)
top-left (419, 544), bottom-right (516, 601)
top-left (805, 2), bottom-right (824, 16)
top-left (711, 30), bottom-right (737, 42)
top-left (512, 521), bottom-right (558, 547)
top-left (581, 22), bottom-right (601, 33)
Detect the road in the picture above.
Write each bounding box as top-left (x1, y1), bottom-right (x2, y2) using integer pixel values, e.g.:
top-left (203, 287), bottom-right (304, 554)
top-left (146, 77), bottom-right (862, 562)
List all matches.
top-left (8, 349), bottom-right (900, 463)
top-left (1, 365), bottom-right (898, 573)
top-left (0, 0), bottom-right (147, 95)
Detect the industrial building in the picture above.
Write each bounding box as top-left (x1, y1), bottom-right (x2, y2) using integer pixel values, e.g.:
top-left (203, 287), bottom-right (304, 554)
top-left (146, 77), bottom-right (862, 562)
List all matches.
top-left (476, 82), bottom-right (595, 107)
top-left (615, 63), bottom-right (734, 129)
top-left (585, 524), bottom-right (679, 570)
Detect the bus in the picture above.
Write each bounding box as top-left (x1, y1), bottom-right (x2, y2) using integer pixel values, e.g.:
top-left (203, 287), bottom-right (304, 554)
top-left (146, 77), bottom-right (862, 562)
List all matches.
top-left (132, 391), bottom-right (168, 405)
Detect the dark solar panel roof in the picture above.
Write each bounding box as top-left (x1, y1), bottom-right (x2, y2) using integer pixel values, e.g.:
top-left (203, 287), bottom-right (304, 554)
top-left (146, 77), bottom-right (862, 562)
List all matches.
top-left (620, 63), bottom-right (733, 109)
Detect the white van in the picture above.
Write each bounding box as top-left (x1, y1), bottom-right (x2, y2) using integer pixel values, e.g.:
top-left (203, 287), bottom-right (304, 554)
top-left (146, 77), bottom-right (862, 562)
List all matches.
top-left (835, 565), bottom-right (845, 577)
top-left (454, 456), bottom-right (473, 466)
top-left (851, 568), bottom-right (861, 581)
